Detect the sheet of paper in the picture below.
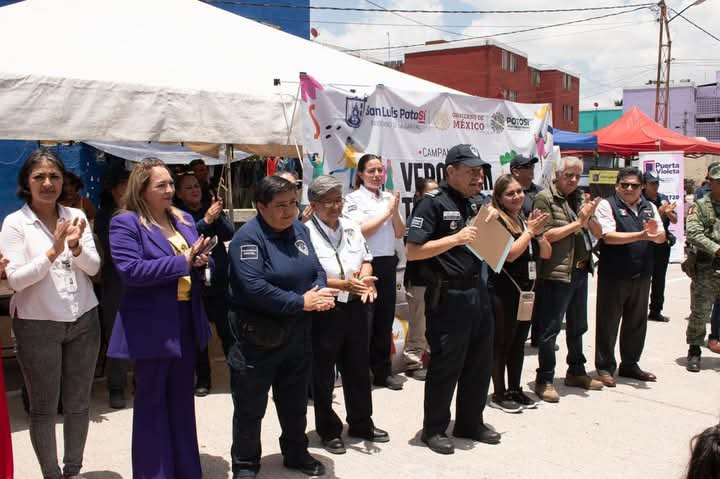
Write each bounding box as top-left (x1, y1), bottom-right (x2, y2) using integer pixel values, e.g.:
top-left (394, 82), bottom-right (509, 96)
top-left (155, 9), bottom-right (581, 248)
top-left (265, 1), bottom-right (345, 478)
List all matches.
top-left (465, 205), bottom-right (514, 273)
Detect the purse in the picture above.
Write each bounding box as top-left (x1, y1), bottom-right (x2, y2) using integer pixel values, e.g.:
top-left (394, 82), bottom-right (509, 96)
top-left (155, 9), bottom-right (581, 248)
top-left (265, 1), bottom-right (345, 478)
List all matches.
top-left (502, 268), bottom-right (536, 322)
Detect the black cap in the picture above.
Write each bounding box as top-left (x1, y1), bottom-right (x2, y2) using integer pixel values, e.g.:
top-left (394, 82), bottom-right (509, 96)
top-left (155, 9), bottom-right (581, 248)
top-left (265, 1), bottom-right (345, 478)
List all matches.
top-left (642, 171), bottom-right (659, 184)
top-left (510, 154), bottom-right (538, 170)
top-left (445, 144), bottom-right (487, 168)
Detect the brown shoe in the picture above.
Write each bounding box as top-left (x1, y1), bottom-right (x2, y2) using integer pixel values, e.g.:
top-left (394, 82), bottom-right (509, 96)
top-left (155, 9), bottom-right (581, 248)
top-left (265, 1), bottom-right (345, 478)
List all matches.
top-left (534, 383), bottom-right (559, 403)
top-left (597, 373), bottom-right (616, 388)
top-left (709, 339), bottom-right (720, 354)
top-left (564, 374), bottom-right (603, 390)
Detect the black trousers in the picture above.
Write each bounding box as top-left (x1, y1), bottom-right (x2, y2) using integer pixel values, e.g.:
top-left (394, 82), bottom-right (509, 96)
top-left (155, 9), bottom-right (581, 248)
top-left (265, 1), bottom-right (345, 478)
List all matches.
top-left (491, 275), bottom-right (532, 395)
top-left (595, 275), bottom-right (651, 375)
top-left (312, 300), bottom-right (373, 441)
top-left (423, 286), bottom-right (494, 437)
top-left (229, 318), bottom-right (311, 474)
top-left (196, 294), bottom-right (232, 388)
top-left (649, 244), bottom-right (671, 317)
top-left (369, 255), bottom-right (398, 380)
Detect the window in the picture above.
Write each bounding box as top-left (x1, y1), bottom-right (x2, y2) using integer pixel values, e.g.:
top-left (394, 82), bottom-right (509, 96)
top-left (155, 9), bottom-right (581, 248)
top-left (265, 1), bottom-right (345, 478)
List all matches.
top-left (562, 104), bottom-right (575, 122)
top-left (563, 74), bottom-right (573, 90)
top-left (502, 89), bottom-right (518, 101)
top-left (501, 50), bottom-right (517, 72)
top-left (531, 70), bottom-right (541, 87)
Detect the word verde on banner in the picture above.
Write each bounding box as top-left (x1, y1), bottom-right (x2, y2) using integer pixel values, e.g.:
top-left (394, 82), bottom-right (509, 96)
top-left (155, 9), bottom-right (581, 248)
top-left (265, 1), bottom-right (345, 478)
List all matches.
top-left (639, 151), bottom-right (685, 263)
top-left (299, 74), bottom-right (554, 218)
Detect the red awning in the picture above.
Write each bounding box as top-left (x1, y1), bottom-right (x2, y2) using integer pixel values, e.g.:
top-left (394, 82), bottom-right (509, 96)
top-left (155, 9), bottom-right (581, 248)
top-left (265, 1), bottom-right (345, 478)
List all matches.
top-left (594, 107), bottom-right (720, 155)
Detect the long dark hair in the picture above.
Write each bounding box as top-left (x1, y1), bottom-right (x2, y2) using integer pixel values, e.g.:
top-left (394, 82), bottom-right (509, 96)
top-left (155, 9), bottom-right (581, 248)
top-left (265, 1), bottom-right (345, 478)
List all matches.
top-left (354, 154), bottom-right (381, 189)
top-left (16, 148), bottom-right (68, 203)
top-left (686, 424), bottom-right (720, 479)
top-left (491, 174), bottom-right (523, 236)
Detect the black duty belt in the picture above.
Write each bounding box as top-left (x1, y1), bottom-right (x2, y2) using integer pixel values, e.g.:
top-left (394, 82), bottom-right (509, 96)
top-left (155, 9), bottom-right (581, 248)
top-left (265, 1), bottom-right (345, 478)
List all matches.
top-left (440, 274), bottom-right (480, 290)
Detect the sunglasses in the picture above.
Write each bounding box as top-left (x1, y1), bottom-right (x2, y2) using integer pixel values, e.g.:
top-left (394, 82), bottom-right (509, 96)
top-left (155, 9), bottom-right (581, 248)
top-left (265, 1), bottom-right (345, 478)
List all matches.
top-left (619, 182), bottom-right (642, 190)
top-left (175, 169), bottom-right (195, 177)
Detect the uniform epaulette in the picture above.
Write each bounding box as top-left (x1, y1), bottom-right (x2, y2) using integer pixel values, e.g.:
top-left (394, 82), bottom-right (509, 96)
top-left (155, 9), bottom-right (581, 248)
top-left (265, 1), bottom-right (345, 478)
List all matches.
top-left (424, 189), bottom-right (440, 198)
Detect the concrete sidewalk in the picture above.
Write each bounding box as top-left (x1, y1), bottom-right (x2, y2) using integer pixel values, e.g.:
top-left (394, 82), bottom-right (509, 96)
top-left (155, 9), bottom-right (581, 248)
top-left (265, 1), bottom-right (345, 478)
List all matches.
top-left (8, 264), bottom-right (720, 478)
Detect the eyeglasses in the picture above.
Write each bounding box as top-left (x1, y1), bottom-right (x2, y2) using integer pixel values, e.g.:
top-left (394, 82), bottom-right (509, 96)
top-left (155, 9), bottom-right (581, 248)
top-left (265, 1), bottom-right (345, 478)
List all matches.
top-left (619, 182), bottom-right (642, 190)
top-left (562, 172), bottom-right (581, 180)
top-left (319, 199), bottom-right (344, 208)
top-left (175, 169), bottom-right (195, 177)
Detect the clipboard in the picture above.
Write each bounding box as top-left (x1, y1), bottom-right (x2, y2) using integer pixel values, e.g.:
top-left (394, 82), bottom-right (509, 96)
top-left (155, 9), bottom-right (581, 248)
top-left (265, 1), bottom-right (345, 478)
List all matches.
top-left (465, 205), bottom-right (514, 273)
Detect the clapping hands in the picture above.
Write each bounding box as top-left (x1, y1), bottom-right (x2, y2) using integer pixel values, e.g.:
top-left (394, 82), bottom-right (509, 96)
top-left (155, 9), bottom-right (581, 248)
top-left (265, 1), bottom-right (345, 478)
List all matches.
top-left (526, 209), bottom-right (550, 236)
top-left (303, 286), bottom-right (339, 311)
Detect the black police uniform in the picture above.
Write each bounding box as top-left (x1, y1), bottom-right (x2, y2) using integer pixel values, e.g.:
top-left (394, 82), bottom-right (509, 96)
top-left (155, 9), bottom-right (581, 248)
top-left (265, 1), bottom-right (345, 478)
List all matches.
top-left (595, 193), bottom-right (656, 375)
top-left (227, 215), bottom-right (327, 475)
top-left (406, 181), bottom-right (494, 438)
top-left (521, 182), bottom-right (544, 217)
top-left (644, 191), bottom-right (674, 319)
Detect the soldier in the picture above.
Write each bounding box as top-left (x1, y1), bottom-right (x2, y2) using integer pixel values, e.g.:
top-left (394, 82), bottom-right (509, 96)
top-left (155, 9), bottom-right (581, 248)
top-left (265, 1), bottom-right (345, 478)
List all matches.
top-left (685, 164), bottom-right (720, 372)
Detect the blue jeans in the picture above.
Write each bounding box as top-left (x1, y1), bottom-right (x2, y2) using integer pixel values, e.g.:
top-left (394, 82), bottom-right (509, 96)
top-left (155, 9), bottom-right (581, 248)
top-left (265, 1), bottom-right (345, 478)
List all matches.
top-left (711, 302), bottom-right (720, 341)
top-left (534, 269), bottom-right (589, 384)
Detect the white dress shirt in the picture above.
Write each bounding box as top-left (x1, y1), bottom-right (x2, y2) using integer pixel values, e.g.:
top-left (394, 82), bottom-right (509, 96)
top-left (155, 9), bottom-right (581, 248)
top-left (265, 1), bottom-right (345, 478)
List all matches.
top-left (1, 204), bottom-right (100, 321)
top-left (307, 216), bottom-right (373, 280)
top-left (596, 197), bottom-right (663, 235)
top-left (343, 184), bottom-right (399, 257)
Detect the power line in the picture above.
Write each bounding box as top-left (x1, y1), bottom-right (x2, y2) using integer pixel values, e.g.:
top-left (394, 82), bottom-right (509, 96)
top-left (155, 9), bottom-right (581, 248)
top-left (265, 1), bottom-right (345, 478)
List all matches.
top-left (343, 5), bottom-right (651, 52)
top-left (202, 1), bottom-right (655, 14)
top-left (363, 0), bottom-right (472, 38)
top-left (304, 18), bottom-right (641, 29)
top-left (670, 10), bottom-right (720, 43)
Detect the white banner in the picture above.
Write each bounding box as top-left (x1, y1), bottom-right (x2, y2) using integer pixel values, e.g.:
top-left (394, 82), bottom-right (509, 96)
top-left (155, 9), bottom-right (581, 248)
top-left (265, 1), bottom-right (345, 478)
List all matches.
top-left (639, 151), bottom-right (685, 262)
top-left (299, 75), bottom-right (553, 218)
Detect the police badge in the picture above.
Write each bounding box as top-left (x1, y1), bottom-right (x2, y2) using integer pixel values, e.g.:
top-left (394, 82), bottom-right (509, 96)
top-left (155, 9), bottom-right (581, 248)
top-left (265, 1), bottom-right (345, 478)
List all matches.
top-left (345, 97), bottom-right (367, 128)
top-left (295, 240), bottom-right (309, 256)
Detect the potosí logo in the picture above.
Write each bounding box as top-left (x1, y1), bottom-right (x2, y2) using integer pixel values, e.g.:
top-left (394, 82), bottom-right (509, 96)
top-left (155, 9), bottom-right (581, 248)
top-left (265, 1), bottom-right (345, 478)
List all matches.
top-left (505, 116), bottom-right (532, 130)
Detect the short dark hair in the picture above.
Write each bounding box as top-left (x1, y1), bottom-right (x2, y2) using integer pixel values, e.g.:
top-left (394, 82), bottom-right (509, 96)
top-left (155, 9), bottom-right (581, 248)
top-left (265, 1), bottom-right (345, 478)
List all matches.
top-left (17, 148), bottom-right (67, 203)
top-left (188, 159), bottom-right (206, 169)
top-left (686, 424), bottom-right (720, 479)
top-left (415, 178), bottom-right (438, 198)
top-left (64, 171), bottom-right (85, 191)
top-left (255, 175), bottom-right (296, 206)
top-left (616, 166), bottom-right (642, 184)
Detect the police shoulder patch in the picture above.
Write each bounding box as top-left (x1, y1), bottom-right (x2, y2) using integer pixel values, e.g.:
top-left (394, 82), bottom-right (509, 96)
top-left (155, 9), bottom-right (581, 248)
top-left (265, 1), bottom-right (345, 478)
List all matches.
top-left (410, 217), bottom-right (424, 229)
top-left (424, 189), bottom-right (440, 198)
top-left (346, 204), bottom-right (358, 212)
top-left (240, 244), bottom-right (259, 261)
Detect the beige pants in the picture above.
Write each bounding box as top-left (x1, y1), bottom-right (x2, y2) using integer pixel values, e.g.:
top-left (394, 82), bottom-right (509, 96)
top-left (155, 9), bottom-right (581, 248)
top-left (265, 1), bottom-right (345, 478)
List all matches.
top-left (404, 285), bottom-right (428, 369)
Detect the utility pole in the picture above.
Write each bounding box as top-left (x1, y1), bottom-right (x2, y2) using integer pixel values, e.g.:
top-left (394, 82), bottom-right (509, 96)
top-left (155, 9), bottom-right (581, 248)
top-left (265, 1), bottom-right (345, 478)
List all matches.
top-left (654, 1), bottom-right (671, 127)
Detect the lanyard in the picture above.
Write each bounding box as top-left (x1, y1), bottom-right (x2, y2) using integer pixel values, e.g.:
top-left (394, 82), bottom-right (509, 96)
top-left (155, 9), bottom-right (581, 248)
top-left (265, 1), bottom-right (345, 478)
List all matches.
top-left (311, 215), bottom-right (346, 280)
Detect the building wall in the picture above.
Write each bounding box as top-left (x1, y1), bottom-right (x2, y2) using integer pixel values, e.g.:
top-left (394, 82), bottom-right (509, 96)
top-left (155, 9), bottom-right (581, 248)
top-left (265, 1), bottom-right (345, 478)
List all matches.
top-left (623, 85), bottom-right (697, 137)
top-left (578, 109), bottom-right (623, 133)
top-left (398, 43), bottom-right (580, 131)
top-left (211, 0), bottom-right (310, 39)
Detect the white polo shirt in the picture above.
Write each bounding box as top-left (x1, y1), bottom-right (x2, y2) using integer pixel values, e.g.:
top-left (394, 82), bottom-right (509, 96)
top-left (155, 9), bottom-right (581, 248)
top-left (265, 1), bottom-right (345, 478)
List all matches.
top-left (596, 197), bottom-right (663, 235)
top-left (306, 216), bottom-right (372, 280)
top-left (1, 204), bottom-right (100, 321)
top-left (343, 184), bottom-right (398, 257)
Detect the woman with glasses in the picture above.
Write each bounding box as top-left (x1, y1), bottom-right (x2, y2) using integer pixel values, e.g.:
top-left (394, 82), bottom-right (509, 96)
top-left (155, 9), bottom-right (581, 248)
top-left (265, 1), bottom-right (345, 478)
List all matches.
top-left (306, 175), bottom-right (389, 455)
top-left (174, 169), bottom-right (235, 397)
top-left (227, 175), bottom-right (337, 479)
top-left (1, 149), bottom-right (100, 479)
top-left (488, 174), bottom-right (551, 413)
top-left (343, 154), bottom-right (405, 390)
top-left (107, 158), bottom-right (213, 478)
top-left (276, 170), bottom-right (313, 223)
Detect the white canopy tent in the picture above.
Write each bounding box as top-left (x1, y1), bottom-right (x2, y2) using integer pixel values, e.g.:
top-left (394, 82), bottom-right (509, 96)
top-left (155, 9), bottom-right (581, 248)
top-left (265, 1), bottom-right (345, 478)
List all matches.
top-left (0, 0), bottom-right (462, 156)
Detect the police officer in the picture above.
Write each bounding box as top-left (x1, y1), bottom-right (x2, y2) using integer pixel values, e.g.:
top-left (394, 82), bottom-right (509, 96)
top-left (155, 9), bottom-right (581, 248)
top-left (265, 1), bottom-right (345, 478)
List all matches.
top-left (510, 154), bottom-right (544, 217)
top-left (227, 176), bottom-right (337, 479)
top-left (305, 175), bottom-right (390, 454)
top-left (642, 171), bottom-right (678, 322)
top-left (594, 166), bottom-right (665, 386)
top-left (406, 144), bottom-right (500, 455)
top-left (685, 164), bottom-right (720, 372)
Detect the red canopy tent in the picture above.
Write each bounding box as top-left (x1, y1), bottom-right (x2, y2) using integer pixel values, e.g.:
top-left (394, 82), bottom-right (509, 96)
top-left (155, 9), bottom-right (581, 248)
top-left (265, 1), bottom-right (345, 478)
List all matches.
top-left (594, 107), bottom-right (720, 155)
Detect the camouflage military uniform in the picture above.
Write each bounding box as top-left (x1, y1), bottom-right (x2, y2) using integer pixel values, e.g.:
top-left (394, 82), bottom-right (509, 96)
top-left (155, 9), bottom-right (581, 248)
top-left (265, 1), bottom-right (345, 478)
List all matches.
top-left (685, 192), bottom-right (720, 346)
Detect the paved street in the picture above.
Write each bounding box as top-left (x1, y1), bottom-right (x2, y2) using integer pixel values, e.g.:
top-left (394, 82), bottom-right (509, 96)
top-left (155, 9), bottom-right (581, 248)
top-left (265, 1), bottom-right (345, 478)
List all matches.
top-left (7, 264), bottom-right (720, 478)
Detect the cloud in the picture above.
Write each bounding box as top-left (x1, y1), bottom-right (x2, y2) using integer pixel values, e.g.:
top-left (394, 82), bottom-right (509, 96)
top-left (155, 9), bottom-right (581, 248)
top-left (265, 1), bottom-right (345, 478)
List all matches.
top-left (311, 0), bottom-right (720, 109)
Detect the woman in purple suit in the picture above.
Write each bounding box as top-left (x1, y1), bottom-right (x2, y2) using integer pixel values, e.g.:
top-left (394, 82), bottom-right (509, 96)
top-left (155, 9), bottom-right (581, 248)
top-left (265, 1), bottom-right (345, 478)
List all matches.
top-left (107, 158), bottom-right (212, 479)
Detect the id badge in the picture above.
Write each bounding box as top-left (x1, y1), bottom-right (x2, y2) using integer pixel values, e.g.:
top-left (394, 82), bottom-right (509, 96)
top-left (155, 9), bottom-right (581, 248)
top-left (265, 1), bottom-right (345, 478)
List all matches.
top-left (337, 290), bottom-right (350, 303)
top-left (528, 261), bottom-right (537, 280)
top-left (65, 273), bottom-right (78, 293)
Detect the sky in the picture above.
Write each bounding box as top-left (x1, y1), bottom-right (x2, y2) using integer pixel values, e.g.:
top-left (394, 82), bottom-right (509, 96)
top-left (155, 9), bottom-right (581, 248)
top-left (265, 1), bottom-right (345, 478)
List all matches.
top-left (309, 0), bottom-right (720, 110)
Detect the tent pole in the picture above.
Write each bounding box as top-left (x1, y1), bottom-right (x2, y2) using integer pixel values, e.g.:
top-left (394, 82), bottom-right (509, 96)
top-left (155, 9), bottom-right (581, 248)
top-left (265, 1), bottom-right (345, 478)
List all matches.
top-left (224, 144), bottom-right (234, 212)
top-left (280, 84), bottom-right (304, 164)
